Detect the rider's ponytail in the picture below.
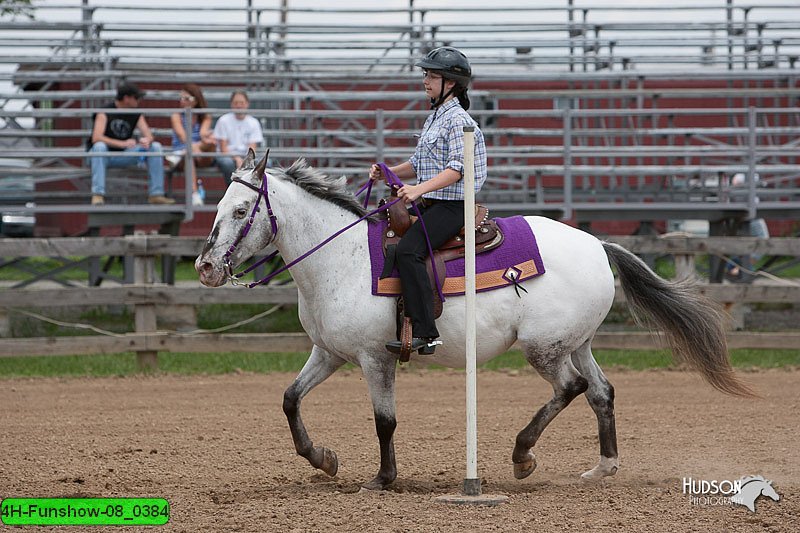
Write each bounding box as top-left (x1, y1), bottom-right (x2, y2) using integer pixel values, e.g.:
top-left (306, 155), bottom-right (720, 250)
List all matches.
top-left (457, 87), bottom-right (471, 110)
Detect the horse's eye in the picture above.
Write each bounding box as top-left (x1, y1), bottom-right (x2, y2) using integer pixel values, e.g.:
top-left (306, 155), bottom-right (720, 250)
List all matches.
top-left (234, 207), bottom-right (248, 218)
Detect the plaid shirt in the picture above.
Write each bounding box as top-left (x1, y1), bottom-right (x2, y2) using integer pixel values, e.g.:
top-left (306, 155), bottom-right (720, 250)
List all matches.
top-left (409, 98), bottom-right (487, 201)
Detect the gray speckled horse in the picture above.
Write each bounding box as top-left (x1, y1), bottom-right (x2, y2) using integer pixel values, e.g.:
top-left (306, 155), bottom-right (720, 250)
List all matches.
top-left (195, 150), bottom-right (755, 491)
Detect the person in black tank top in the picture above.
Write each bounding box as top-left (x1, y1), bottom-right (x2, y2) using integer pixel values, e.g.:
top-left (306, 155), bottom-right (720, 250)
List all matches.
top-left (87, 82), bottom-right (174, 205)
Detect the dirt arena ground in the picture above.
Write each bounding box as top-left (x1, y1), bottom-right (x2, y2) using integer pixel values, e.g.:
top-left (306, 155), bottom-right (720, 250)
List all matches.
top-left (1, 367), bottom-right (798, 532)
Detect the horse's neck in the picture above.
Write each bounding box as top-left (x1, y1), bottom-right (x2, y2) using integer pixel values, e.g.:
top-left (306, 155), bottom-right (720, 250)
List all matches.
top-left (271, 185), bottom-right (366, 285)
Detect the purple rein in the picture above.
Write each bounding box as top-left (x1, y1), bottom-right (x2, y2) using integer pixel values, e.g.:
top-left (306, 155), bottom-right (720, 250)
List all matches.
top-left (375, 164), bottom-right (445, 304)
top-left (225, 166), bottom-right (445, 306)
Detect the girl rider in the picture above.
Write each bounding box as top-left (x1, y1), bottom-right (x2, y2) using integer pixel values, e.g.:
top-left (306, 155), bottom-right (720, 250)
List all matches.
top-left (370, 47), bottom-right (487, 356)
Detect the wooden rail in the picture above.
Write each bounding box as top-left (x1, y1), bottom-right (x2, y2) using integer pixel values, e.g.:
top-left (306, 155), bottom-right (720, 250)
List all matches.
top-left (1, 235), bottom-right (798, 361)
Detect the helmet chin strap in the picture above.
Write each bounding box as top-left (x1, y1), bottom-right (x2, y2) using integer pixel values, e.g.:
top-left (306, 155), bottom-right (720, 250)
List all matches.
top-left (430, 83), bottom-right (457, 108)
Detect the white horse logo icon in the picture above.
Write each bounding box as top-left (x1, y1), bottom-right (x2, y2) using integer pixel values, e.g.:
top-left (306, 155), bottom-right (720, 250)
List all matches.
top-left (731, 476), bottom-right (780, 512)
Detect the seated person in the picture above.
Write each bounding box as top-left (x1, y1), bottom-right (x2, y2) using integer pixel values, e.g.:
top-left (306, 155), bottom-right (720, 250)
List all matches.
top-left (169, 83), bottom-right (217, 206)
top-left (88, 82), bottom-right (174, 205)
top-left (726, 173), bottom-right (769, 281)
top-left (213, 90), bottom-right (264, 185)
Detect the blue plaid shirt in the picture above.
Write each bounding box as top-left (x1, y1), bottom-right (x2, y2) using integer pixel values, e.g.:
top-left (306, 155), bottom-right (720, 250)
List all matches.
top-left (409, 98), bottom-right (487, 201)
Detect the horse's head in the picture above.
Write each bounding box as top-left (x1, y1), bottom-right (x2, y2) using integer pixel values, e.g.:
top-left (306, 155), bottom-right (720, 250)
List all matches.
top-left (196, 148), bottom-right (274, 287)
top-left (760, 480), bottom-right (780, 502)
top-left (733, 476), bottom-right (781, 512)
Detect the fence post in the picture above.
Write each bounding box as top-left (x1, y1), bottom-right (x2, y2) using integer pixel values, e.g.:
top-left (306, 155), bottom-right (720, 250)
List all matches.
top-left (0, 308), bottom-right (9, 338)
top-left (132, 236), bottom-right (158, 370)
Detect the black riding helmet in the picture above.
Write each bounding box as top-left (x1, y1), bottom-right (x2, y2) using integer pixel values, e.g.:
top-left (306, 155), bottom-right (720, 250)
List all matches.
top-left (416, 46), bottom-right (472, 86)
top-left (415, 46), bottom-right (472, 109)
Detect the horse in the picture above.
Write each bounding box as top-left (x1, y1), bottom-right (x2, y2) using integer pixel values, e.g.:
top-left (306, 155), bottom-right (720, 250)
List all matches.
top-left (732, 476), bottom-right (780, 512)
top-left (195, 149), bottom-right (756, 491)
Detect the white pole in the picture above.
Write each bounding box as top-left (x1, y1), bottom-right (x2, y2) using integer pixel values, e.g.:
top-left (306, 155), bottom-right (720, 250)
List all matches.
top-left (462, 125), bottom-right (480, 497)
top-left (436, 126), bottom-right (506, 505)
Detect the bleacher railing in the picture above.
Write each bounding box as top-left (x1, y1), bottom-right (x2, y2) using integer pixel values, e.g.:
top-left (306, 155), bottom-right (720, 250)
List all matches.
top-left (1, 102), bottom-right (799, 224)
top-left (2, 1), bottom-right (800, 73)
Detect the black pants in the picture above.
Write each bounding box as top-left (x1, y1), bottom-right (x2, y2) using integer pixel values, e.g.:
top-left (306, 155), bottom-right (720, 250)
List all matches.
top-left (396, 200), bottom-right (465, 339)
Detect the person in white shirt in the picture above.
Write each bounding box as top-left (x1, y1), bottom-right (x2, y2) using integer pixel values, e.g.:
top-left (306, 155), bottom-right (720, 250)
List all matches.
top-left (213, 90), bottom-right (264, 185)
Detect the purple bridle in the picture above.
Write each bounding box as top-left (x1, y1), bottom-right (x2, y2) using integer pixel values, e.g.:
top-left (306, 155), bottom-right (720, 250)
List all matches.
top-left (222, 171), bottom-right (279, 285)
top-left (222, 164), bottom-right (444, 304)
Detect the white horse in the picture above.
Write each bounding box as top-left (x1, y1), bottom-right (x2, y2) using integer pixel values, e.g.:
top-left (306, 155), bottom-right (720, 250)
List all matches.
top-left (196, 150), bottom-right (755, 491)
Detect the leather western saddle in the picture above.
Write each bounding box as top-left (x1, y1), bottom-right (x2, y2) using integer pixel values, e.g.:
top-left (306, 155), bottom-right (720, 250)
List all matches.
top-left (379, 192), bottom-right (504, 361)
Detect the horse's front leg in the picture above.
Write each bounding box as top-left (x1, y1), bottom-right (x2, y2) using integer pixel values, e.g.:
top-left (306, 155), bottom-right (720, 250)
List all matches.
top-left (359, 356), bottom-right (398, 491)
top-left (283, 345), bottom-right (346, 477)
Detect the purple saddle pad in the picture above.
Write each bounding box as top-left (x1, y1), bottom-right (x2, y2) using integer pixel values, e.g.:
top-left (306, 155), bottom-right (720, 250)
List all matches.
top-left (368, 215), bottom-right (545, 296)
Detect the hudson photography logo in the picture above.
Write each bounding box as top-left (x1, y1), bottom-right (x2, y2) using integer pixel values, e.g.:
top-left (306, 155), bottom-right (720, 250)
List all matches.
top-left (682, 475), bottom-right (781, 512)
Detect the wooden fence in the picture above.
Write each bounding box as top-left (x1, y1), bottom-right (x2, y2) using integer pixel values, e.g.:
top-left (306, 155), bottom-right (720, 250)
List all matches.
top-left (1, 235), bottom-right (799, 366)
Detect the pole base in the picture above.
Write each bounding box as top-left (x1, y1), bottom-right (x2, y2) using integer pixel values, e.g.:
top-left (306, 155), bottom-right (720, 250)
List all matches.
top-left (434, 478), bottom-right (508, 506)
top-left (434, 494), bottom-right (509, 506)
top-left (463, 477), bottom-right (481, 496)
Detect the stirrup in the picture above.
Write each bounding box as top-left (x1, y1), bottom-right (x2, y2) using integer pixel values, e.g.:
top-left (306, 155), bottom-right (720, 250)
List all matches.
top-left (385, 337), bottom-right (442, 355)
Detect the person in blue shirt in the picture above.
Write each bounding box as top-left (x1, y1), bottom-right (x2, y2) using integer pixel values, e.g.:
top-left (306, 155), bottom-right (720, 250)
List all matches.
top-left (370, 46), bottom-right (487, 356)
top-left (169, 83), bottom-right (217, 206)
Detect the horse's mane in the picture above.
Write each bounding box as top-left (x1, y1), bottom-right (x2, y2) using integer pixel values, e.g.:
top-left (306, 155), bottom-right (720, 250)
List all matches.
top-left (740, 475), bottom-right (768, 486)
top-left (276, 158), bottom-right (373, 219)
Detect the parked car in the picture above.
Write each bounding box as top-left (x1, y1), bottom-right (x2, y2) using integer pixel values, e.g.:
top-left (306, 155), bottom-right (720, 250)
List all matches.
top-left (0, 158), bottom-right (35, 237)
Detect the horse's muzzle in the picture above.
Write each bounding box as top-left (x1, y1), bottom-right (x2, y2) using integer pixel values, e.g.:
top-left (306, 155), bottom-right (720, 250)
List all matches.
top-left (195, 257), bottom-right (227, 287)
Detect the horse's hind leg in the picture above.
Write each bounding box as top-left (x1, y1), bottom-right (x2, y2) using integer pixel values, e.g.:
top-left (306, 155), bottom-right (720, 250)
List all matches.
top-left (283, 345), bottom-right (346, 477)
top-left (512, 350), bottom-right (588, 480)
top-left (571, 340), bottom-right (619, 481)
top-left (359, 357), bottom-right (398, 491)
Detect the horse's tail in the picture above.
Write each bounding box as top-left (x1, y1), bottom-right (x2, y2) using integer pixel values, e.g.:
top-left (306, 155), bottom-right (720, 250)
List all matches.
top-left (602, 241), bottom-right (758, 398)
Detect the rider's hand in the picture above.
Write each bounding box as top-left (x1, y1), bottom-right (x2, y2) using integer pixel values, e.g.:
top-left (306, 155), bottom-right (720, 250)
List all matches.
top-left (369, 164), bottom-right (383, 182)
top-left (397, 184), bottom-right (423, 204)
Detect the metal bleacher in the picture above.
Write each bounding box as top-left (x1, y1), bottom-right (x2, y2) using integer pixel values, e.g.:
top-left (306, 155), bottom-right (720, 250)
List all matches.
top-left (1, 1), bottom-right (799, 238)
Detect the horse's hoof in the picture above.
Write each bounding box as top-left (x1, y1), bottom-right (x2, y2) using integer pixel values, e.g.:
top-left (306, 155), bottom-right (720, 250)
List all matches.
top-left (358, 475), bottom-right (394, 492)
top-left (318, 447), bottom-right (338, 477)
top-left (513, 452), bottom-right (537, 480)
top-left (360, 477), bottom-right (391, 492)
top-left (581, 458), bottom-right (619, 482)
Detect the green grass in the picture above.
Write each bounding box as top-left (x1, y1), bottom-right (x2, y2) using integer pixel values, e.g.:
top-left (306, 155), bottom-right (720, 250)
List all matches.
top-left (729, 348), bottom-right (800, 368)
top-left (0, 348), bottom-right (797, 379)
top-left (197, 304), bottom-right (303, 333)
top-left (649, 253), bottom-right (800, 280)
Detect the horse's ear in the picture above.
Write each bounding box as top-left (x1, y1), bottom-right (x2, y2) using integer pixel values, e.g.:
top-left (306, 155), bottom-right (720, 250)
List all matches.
top-left (253, 148), bottom-right (270, 180)
top-left (239, 148), bottom-right (256, 170)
